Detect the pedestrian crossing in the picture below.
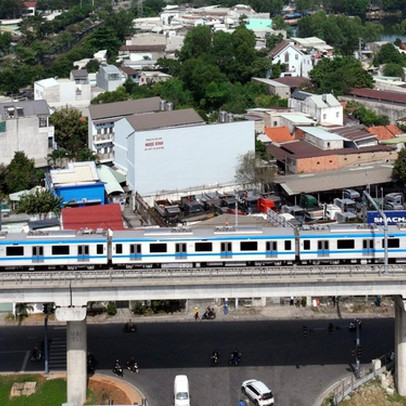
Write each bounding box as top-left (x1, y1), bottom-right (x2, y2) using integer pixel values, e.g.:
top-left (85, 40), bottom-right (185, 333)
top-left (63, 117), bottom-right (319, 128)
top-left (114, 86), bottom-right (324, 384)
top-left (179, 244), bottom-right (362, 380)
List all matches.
top-left (49, 332), bottom-right (67, 371)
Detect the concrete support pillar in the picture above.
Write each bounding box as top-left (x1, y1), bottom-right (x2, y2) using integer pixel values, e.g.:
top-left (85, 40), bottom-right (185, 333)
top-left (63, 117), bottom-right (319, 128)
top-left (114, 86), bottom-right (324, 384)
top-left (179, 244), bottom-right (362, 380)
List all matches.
top-left (56, 307), bottom-right (87, 406)
top-left (395, 296), bottom-right (406, 396)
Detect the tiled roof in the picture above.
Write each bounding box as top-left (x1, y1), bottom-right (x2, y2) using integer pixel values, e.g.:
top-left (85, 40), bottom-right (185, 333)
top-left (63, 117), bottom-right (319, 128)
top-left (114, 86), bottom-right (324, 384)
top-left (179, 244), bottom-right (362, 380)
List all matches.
top-left (269, 40), bottom-right (291, 58)
top-left (366, 125), bottom-right (403, 141)
top-left (348, 88), bottom-right (406, 105)
top-left (61, 203), bottom-right (124, 231)
top-left (89, 97), bottom-right (163, 120)
top-left (264, 126), bottom-right (293, 143)
top-left (125, 108), bottom-right (205, 131)
top-left (325, 125), bottom-right (374, 141)
top-left (273, 76), bottom-right (310, 88)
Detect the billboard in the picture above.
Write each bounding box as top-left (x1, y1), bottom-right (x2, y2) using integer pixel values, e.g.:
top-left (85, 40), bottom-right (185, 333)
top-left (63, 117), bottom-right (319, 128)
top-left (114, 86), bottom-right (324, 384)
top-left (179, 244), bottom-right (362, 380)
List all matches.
top-left (367, 211), bottom-right (406, 225)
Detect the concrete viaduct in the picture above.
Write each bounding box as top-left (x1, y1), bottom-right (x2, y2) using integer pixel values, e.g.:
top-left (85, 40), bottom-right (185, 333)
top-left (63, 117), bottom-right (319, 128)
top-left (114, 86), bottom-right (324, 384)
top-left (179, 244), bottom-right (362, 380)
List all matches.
top-left (2, 264), bottom-right (406, 405)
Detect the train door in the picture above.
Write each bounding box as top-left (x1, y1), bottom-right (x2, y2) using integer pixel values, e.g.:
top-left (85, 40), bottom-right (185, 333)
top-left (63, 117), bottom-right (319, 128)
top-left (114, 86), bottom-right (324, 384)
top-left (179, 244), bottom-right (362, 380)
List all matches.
top-left (221, 242), bottom-right (232, 259)
top-left (78, 245), bottom-right (89, 262)
top-left (318, 240), bottom-right (329, 257)
top-left (32, 246), bottom-right (44, 263)
top-left (363, 239), bottom-right (374, 257)
top-left (175, 243), bottom-right (187, 259)
top-left (266, 241), bottom-right (277, 258)
top-left (130, 244), bottom-right (142, 261)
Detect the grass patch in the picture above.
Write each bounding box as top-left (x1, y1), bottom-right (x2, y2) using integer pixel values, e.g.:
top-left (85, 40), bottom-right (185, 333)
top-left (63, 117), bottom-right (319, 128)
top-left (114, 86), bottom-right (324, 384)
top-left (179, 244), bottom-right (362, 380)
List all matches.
top-left (0, 374), bottom-right (97, 406)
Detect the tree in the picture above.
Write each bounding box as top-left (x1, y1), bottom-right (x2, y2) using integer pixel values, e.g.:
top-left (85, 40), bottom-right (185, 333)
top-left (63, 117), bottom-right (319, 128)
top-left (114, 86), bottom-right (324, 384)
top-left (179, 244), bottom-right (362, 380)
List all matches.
top-left (310, 56), bottom-right (374, 95)
top-left (5, 151), bottom-right (39, 193)
top-left (47, 149), bottom-right (69, 169)
top-left (16, 189), bottom-right (63, 219)
top-left (383, 63), bottom-right (405, 79)
top-left (90, 86), bottom-right (130, 105)
top-left (14, 302), bottom-right (33, 323)
top-left (235, 151), bottom-right (276, 190)
top-left (75, 148), bottom-right (99, 163)
top-left (177, 25), bottom-right (213, 62)
top-left (373, 43), bottom-right (405, 66)
top-left (50, 106), bottom-right (88, 153)
top-left (393, 148), bottom-right (406, 185)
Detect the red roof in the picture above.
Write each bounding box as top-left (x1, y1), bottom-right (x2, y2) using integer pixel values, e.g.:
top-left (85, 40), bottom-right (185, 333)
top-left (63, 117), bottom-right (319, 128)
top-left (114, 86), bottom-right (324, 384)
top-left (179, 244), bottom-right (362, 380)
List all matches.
top-left (264, 126), bottom-right (294, 143)
top-left (61, 203), bottom-right (125, 231)
top-left (24, 2), bottom-right (37, 7)
top-left (367, 125), bottom-right (403, 141)
top-left (348, 88), bottom-right (406, 105)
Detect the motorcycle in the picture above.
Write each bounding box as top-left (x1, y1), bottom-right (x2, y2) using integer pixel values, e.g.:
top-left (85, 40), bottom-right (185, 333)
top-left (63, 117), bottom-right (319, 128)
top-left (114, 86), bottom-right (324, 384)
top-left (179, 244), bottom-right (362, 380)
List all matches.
top-left (87, 353), bottom-right (98, 375)
top-left (123, 322), bottom-right (137, 333)
top-left (349, 318), bottom-right (362, 331)
top-left (228, 350), bottom-right (241, 366)
top-left (113, 361), bottom-right (124, 377)
top-left (30, 347), bottom-right (43, 362)
top-left (202, 307), bottom-right (216, 320)
top-left (126, 358), bottom-right (140, 373)
top-left (211, 351), bottom-right (219, 366)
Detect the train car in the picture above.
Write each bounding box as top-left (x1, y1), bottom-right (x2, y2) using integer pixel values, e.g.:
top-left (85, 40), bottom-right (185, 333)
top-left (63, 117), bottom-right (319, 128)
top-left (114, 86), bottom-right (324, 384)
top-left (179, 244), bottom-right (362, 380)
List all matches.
top-left (298, 223), bottom-right (406, 264)
top-left (110, 226), bottom-right (296, 268)
top-left (0, 229), bottom-right (109, 270)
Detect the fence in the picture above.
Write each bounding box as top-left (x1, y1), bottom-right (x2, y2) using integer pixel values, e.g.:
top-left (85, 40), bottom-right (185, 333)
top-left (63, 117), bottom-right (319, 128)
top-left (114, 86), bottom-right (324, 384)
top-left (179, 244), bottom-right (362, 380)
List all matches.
top-left (330, 352), bottom-right (394, 405)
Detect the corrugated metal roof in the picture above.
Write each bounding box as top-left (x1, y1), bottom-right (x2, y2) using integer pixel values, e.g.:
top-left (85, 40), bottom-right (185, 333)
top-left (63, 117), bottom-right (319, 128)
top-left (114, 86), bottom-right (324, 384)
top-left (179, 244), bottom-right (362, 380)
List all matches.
top-left (297, 126), bottom-right (346, 141)
top-left (89, 97), bottom-right (163, 120)
top-left (349, 88), bottom-right (406, 105)
top-left (125, 108), bottom-right (204, 131)
top-left (50, 161), bottom-right (99, 186)
top-left (98, 165), bottom-right (124, 195)
top-left (61, 203), bottom-right (124, 230)
top-left (279, 112), bottom-right (316, 124)
top-left (273, 76), bottom-right (310, 88)
top-left (275, 163), bottom-right (394, 195)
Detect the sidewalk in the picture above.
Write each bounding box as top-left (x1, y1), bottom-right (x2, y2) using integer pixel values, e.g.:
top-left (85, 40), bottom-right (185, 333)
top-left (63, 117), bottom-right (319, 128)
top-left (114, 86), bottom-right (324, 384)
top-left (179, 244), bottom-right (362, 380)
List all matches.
top-left (0, 296), bottom-right (394, 327)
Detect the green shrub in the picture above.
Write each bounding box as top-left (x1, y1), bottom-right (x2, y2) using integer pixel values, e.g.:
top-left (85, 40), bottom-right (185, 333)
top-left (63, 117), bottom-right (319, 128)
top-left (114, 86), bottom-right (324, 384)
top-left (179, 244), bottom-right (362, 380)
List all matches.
top-left (106, 301), bottom-right (117, 316)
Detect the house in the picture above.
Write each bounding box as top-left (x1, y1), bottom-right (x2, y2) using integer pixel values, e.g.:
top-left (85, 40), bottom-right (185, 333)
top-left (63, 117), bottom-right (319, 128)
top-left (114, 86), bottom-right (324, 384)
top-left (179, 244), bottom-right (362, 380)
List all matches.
top-left (88, 97), bottom-right (164, 164)
top-left (23, 1), bottom-right (37, 17)
top-left (139, 71), bottom-right (171, 85)
top-left (96, 63), bottom-right (125, 92)
top-left (113, 108), bottom-right (255, 196)
top-left (289, 91), bottom-right (343, 126)
top-left (366, 125), bottom-right (404, 142)
top-left (251, 78), bottom-right (290, 98)
top-left (0, 100), bottom-right (54, 167)
top-left (45, 161), bottom-right (106, 207)
top-left (262, 126), bottom-right (294, 144)
top-left (269, 40), bottom-right (313, 78)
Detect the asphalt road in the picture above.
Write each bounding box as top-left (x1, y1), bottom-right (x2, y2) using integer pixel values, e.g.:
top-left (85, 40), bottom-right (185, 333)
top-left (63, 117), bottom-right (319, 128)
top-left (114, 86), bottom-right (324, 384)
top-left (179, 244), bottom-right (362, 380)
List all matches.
top-left (0, 317), bottom-right (395, 406)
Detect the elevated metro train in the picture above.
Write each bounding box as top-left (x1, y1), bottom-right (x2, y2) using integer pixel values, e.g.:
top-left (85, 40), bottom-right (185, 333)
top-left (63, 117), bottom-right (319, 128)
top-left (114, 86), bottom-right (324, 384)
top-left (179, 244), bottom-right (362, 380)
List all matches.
top-left (0, 223), bottom-right (405, 270)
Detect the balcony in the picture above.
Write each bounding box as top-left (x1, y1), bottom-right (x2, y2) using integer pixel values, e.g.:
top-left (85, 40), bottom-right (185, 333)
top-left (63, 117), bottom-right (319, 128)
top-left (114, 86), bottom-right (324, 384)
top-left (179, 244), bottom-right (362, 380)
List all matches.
top-left (93, 134), bottom-right (113, 144)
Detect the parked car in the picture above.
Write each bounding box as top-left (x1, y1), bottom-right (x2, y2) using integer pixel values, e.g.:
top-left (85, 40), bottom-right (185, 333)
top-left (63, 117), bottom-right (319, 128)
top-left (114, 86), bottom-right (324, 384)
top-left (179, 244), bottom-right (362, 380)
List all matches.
top-left (174, 375), bottom-right (190, 406)
top-left (241, 379), bottom-right (274, 405)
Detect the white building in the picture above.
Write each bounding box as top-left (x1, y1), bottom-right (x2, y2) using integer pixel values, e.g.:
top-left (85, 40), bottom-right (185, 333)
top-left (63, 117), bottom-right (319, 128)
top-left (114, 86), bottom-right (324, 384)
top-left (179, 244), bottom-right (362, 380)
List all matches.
top-left (0, 100), bottom-right (54, 167)
top-left (288, 91), bottom-right (343, 126)
top-left (269, 40), bottom-right (313, 78)
top-left (114, 110), bottom-right (255, 195)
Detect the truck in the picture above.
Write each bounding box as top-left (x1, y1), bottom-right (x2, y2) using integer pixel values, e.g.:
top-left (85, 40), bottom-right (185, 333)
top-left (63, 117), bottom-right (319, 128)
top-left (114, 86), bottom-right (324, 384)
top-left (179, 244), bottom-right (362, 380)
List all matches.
top-left (384, 193), bottom-right (404, 211)
top-left (257, 196), bottom-right (281, 214)
top-left (299, 194), bottom-right (324, 222)
top-left (154, 199), bottom-right (181, 224)
top-left (333, 198), bottom-right (357, 214)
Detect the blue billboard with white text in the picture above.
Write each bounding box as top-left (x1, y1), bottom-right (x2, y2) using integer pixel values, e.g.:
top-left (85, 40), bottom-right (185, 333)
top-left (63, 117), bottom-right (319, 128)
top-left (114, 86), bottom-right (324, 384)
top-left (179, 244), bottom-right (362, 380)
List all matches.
top-left (367, 211), bottom-right (406, 225)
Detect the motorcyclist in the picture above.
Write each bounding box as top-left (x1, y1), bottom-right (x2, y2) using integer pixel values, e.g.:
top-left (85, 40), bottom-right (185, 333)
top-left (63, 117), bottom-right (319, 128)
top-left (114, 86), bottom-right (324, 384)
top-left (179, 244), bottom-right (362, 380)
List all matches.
top-left (211, 349), bottom-right (219, 365)
top-left (230, 348), bottom-right (241, 364)
top-left (127, 357), bottom-right (139, 372)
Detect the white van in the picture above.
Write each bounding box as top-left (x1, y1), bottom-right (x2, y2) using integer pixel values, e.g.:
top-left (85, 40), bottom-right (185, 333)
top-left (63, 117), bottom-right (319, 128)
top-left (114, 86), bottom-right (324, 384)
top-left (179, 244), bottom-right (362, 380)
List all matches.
top-left (174, 374), bottom-right (190, 406)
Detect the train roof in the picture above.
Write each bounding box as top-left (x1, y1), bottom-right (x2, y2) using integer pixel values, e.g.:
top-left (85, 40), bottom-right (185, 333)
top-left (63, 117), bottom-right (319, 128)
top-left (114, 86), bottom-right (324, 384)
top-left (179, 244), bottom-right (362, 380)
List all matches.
top-left (0, 229), bottom-right (108, 241)
top-left (299, 223), bottom-right (406, 234)
top-left (111, 226), bottom-right (296, 239)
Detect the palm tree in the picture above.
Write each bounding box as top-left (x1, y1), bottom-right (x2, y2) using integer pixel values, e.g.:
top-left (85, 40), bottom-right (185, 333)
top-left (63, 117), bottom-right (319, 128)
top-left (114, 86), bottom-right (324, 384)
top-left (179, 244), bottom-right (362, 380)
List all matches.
top-left (14, 302), bottom-right (33, 324)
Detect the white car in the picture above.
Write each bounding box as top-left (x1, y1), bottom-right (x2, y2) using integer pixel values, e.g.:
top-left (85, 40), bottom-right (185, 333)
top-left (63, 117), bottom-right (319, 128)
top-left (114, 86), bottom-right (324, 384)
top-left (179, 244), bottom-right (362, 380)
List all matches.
top-left (174, 375), bottom-right (190, 406)
top-left (241, 379), bottom-right (274, 405)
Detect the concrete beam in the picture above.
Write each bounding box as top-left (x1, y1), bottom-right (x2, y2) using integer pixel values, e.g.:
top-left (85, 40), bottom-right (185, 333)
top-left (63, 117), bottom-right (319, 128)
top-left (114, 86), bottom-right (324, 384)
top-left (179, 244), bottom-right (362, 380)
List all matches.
top-left (395, 296), bottom-right (406, 396)
top-left (56, 308), bottom-right (87, 406)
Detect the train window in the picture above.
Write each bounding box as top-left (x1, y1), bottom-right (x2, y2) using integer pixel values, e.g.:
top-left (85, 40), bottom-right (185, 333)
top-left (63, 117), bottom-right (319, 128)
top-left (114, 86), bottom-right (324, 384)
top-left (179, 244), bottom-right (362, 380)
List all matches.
top-left (240, 241), bottom-right (258, 251)
top-left (78, 245), bottom-right (89, 255)
top-left (130, 244), bottom-right (141, 254)
top-left (6, 246), bottom-right (24, 256)
top-left (52, 245), bottom-right (70, 255)
top-left (266, 241), bottom-right (277, 251)
top-left (337, 240), bottom-right (354, 249)
top-left (150, 243), bottom-right (167, 253)
top-left (303, 240), bottom-right (310, 250)
top-left (284, 240), bottom-right (292, 250)
top-left (363, 240), bottom-right (374, 249)
top-left (32, 246), bottom-right (44, 256)
top-left (385, 238), bottom-right (400, 248)
top-left (96, 244), bottom-right (103, 254)
top-left (195, 242), bottom-right (212, 252)
top-left (116, 244), bottom-right (123, 254)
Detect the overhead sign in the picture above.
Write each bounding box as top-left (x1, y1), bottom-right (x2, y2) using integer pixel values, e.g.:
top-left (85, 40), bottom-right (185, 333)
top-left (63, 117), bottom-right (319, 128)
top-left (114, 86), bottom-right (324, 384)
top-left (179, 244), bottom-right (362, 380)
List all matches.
top-left (367, 211), bottom-right (406, 225)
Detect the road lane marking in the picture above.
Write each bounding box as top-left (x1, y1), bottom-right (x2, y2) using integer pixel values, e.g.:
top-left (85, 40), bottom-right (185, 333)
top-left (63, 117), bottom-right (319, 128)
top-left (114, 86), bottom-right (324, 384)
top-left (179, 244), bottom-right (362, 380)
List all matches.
top-left (21, 350), bottom-right (30, 372)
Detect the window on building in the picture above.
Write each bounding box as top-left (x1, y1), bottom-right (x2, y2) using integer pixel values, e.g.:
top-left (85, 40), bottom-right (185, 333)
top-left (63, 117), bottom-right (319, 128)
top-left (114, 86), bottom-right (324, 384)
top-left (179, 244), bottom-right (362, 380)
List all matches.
top-left (336, 112), bottom-right (339, 118)
top-left (323, 114), bottom-right (326, 120)
top-left (39, 117), bottom-right (47, 127)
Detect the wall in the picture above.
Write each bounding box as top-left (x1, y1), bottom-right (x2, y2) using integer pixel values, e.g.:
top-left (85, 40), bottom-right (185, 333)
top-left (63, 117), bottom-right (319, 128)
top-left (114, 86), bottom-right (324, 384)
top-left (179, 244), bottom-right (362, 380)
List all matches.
top-left (339, 96), bottom-right (406, 124)
top-left (55, 183), bottom-right (105, 205)
top-left (124, 121), bottom-right (255, 195)
top-left (0, 116), bottom-right (50, 167)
